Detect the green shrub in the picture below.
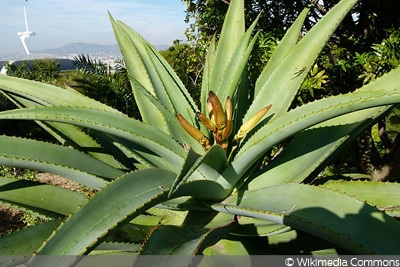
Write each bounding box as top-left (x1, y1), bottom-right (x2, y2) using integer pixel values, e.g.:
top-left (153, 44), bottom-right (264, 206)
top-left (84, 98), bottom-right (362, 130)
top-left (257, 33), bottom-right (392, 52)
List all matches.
top-left (5, 59), bottom-right (60, 83)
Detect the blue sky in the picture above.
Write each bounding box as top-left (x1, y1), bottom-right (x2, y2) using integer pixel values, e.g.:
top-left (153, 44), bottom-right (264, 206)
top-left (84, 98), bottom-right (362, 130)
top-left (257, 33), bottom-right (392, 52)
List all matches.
top-left (0, 0), bottom-right (188, 54)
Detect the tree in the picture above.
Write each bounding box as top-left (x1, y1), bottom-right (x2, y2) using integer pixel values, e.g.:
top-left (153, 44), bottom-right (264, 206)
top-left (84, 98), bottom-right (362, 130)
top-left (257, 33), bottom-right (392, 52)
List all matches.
top-left (73, 54), bottom-right (139, 118)
top-left (5, 59), bottom-right (60, 83)
top-left (160, 42), bottom-right (204, 105)
top-left (181, 0), bottom-right (400, 91)
top-left (182, 0), bottom-right (399, 43)
top-left (0, 59), bottom-right (61, 140)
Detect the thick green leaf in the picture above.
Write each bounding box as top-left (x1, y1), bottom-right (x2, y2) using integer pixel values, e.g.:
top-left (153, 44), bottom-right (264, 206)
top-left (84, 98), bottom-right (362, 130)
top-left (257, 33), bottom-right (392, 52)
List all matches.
top-left (231, 216), bottom-right (291, 237)
top-left (103, 135), bottom-right (180, 171)
top-left (116, 208), bottom-right (187, 243)
top-left (110, 18), bottom-right (167, 132)
top-left (181, 145), bottom-right (229, 184)
top-left (201, 36), bottom-right (217, 115)
top-left (254, 6), bottom-right (311, 96)
top-left (171, 180), bottom-right (227, 201)
top-left (0, 136), bottom-right (122, 189)
top-left (0, 106), bottom-right (185, 172)
top-left (220, 69), bottom-right (400, 190)
top-left (247, 107), bottom-right (388, 189)
top-left (0, 76), bottom-right (117, 112)
top-left (245, 0), bottom-right (358, 121)
top-left (197, 145), bottom-right (229, 181)
top-left (169, 148), bottom-right (203, 198)
top-left (31, 169), bottom-right (176, 261)
top-left (84, 132), bottom-right (138, 170)
top-left (219, 29), bottom-right (260, 135)
top-left (215, 21), bottom-right (259, 103)
top-left (203, 239), bottom-right (254, 256)
top-left (110, 15), bottom-right (198, 134)
top-left (129, 78), bottom-right (204, 153)
top-left (169, 146), bottom-right (229, 201)
top-left (1, 79), bottom-right (130, 169)
top-left (89, 242), bottom-right (139, 255)
top-left (200, 0), bottom-right (259, 134)
top-left (247, 47), bottom-right (397, 189)
top-left (0, 177), bottom-right (86, 218)
top-left (320, 180), bottom-right (400, 217)
top-left (206, 0), bottom-right (245, 96)
top-left (156, 197), bottom-right (212, 212)
top-left (241, 75), bottom-right (400, 159)
top-left (0, 220), bottom-right (61, 255)
top-left (2, 91), bottom-right (124, 169)
top-left (212, 184), bottom-right (400, 254)
top-left (138, 211), bottom-right (234, 256)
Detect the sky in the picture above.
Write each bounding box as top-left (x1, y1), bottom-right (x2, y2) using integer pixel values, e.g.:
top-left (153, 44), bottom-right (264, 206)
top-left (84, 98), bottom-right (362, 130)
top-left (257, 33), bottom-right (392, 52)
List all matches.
top-left (0, 0), bottom-right (188, 55)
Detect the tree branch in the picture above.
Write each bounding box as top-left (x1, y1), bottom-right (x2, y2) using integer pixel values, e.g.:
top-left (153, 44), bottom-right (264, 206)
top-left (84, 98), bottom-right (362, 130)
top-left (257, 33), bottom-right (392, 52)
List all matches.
top-left (378, 118), bottom-right (392, 152)
top-left (313, 0), bottom-right (327, 15)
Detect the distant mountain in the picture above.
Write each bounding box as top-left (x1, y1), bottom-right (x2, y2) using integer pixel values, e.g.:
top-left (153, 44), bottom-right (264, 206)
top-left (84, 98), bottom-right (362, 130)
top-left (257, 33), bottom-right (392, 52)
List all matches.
top-left (0, 42), bottom-right (171, 61)
top-left (154, 44), bottom-right (170, 51)
top-left (32, 42), bottom-right (170, 57)
top-left (33, 42), bottom-right (121, 57)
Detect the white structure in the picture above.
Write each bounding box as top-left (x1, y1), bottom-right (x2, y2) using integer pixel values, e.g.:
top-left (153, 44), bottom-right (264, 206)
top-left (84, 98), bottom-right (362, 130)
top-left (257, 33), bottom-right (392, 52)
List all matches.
top-left (17, 7), bottom-right (36, 55)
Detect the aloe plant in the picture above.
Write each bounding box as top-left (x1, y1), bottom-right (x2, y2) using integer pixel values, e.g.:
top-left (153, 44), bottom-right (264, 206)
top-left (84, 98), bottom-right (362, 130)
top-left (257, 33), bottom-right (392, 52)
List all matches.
top-left (1, 0), bottom-right (400, 262)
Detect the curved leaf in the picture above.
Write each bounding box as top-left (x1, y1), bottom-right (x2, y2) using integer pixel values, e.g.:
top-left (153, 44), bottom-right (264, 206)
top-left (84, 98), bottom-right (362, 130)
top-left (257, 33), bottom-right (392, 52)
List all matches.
top-left (0, 136), bottom-right (122, 189)
top-left (254, 6), bottom-right (311, 96)
top-left (138, 211), bottom-right (234, 256)
top-left (320, 180), bottom-right (400, 217)
top-left (213, 184), bottom-right (400, 254)
top-left (220, 69), bottom-right (400, 190)
top-left (2, 91), bottom-right (124, 169)
top-left (129, 78), bottom-right (204, 153)
top-left (245, 0), bottom-right (358, 121)
top-left (0, 220), bottom-right (61, 255)
top-left (169, 148), bottom-right (203, 198)
top-left (200, 0), bottom-right (259, 133)
top-left (110, 14), bottom-right (198, 134)
top-left (247, 107), bottom-right (388, 189)
top-left (30, 169), bottom-right (176, 264)
top-left (0, 177), bottom-right (86, 217)
top-left (0, 107), bottom-right (185, 172)
top-left (215, 21), bottom-right (259, 103)
top-left (1, 79), bottom-right (126, 168)
top-left (231, 216), bottom-right (291, 237)
top-left (205, 0), bottom-right (245, 97)
top-left (0, 76), bottom-right (117, 111)
top-left (171, 180), bottom-right (227, 201)
top-left (169, 146), bottom-right (229, 201)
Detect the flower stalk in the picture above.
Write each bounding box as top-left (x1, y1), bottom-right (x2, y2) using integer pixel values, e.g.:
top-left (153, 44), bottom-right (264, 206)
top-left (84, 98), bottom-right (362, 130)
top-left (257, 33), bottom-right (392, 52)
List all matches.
top-left (178, 91), bottom-right (271, 151)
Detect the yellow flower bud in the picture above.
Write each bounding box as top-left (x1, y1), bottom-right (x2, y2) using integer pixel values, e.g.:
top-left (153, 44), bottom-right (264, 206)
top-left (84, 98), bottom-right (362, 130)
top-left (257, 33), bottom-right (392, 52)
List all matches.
top-left (235, 104), bottom-right (272, 142)
top-left (177, 113), bottom-right (210, 149)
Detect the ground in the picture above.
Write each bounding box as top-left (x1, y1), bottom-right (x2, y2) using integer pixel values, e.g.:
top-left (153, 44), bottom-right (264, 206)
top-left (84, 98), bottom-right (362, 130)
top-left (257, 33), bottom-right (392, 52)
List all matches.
top-left (0, 172), bottom-right (84, 236)
top-left (0, 206), bottom-right (24, 236)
